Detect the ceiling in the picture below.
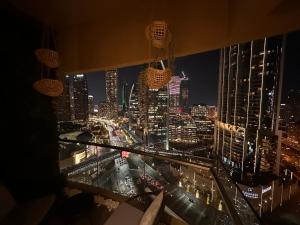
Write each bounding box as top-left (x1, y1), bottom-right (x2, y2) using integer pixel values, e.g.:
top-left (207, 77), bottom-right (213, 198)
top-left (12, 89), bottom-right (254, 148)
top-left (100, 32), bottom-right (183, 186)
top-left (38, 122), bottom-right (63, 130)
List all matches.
top-left (8, 0), bottom-right (300, 74)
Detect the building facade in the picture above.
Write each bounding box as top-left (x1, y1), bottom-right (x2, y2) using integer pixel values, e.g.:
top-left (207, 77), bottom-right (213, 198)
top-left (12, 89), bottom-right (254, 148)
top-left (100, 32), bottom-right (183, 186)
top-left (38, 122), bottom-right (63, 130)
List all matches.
top-left (53, 75), bottom-right (71, 121)
top-left (138, 70), bottom-right (148, 127)
top-left (73, 74), bottom-right (88, 121)
top-left (192, 105), bottom-right (214, 147)
top-left (129, 83), bottom-right (139, 129)
top-left (147, 87), bottom-right (168, 147)
top-left (88, 95), bottom-right (94, 116)
top-left (169, 76), bottom-right (181, 113)
top-left (180, 73), bottom-right (189, 112)
top-left (287, 89), bottom-right (300, 144)
top-left (121, 82), bottom-right (130, 114)
top-left (216, 36), bottom-right (284, 180)
top-left (105, 69), bottom-right (118, 119)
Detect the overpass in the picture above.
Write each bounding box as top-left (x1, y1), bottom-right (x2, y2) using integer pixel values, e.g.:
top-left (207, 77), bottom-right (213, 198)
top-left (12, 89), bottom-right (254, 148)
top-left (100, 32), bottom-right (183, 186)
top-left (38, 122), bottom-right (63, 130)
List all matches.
top-left (64, 151), bottom-right (120, 176)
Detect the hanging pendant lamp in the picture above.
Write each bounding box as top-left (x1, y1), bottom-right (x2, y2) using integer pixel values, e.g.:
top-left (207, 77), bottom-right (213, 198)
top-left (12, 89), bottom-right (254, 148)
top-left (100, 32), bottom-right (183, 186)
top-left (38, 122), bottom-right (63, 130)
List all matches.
top-left (34, 48), bottom-right (59, 68)
top-left (33, 26), bottom-right (63, 97)
top-left (33, 78), bottom-right (63, 97)
top-left (145, 20), bottom-right (171, 49)
top-left (145, 21), bottom-right (173, 89)
top-left (146, 66), bottom-right (171, 89)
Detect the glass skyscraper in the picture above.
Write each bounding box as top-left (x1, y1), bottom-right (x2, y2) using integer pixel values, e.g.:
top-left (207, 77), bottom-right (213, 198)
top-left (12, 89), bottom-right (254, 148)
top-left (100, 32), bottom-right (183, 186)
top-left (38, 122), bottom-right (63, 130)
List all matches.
top-left (105, 69), bottom-right (118, 119)
top-left (73, 74), bottom-right (88, 121)
top-left (180, 74), bottom-right (189, 113)
top-left (216, 36), bottom-right (285, 181)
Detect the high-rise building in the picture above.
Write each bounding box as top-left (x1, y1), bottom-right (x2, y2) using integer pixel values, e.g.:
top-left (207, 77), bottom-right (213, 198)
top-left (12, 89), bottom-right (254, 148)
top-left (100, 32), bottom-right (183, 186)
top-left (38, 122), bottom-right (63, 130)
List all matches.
top-left (180, 72), bottom-right (189, 112)
top-left (105, 69), bottom-right (118, 119)
top-left (73, 74), bottom-right (88, 121)
top-left (216, 36), bottom-right (284, 180)
top-left (278, 103), bottom-right (288, 136)
top-left (138, 70), bottom-right (148, 127)
top-left (181, 122), bottom-right (198, 143)
top-left (88, 95), bottom-right (94, 116)
top-left (128, 83), bottom-right (139, 129)
top-left (191, 105), bottom-right (214, 147)
top-left (53, 75), bottom-right (71, 121)
top-left (121, 82), bottom-right (130, 114)
top-left (147, 86), bottom-right (168, 147)
top-left (168, 113), bottom-right (182, 142)
top-left (169, 76), bottom-right (181, 113)
top-left (287, 89), bottom-right (300, 144)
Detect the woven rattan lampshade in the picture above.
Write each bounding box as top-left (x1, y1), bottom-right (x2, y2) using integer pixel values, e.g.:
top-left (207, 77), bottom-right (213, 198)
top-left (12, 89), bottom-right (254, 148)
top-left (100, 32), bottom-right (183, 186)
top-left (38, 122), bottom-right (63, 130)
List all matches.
top-left (33, 78), bottom-right (63, 97)
top-left (35, 48), bottom-right (59, 68)
top-left (146, 21), bottom-right (171, 49)
top-left (146, 67), bottom-right (171, 89)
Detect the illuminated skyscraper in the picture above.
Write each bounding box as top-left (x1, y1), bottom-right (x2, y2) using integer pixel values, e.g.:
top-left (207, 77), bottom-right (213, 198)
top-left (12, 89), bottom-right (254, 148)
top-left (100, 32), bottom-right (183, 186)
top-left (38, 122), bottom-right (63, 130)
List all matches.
top-left (88, 95), bottom-right (94, 116)
top-left (138, 70), bottom-right (148, 126)
top-left (53, 75), bottom-right (71, 121)
top-left (180, 72), bottom-right (189, 112)
top-left (73, 74), bottom-right (88, 121)
top-left (216, 36), bottom-right (284, 180)
top-left (129, 83), bottom-right (139, 129)
top-left (278, 103), bottom-right (288, 136)
top-left (148, 86), bottom-right (168, 147)
top-left (169, 76), bottom-right (181, 113)
top-left (191, 104), bottom-right (214, 147)
top-left (121, 82), bottom-right (130, 114)
top-left (287, 89), bottom-right (300, 144)
top-left (105, 69), bottom-right (118, 119)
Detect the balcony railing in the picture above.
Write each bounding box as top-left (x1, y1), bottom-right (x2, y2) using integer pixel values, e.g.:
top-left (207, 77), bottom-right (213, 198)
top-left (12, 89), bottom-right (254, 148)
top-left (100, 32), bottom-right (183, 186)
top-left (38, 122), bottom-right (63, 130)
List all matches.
top-left (59, 138), bottom-right (261, 225)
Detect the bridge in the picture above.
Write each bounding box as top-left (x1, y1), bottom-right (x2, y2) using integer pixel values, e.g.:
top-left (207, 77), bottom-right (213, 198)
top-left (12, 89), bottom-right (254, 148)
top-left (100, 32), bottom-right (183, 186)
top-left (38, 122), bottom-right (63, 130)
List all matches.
top-left (64, 151), bottom-right (120, 175)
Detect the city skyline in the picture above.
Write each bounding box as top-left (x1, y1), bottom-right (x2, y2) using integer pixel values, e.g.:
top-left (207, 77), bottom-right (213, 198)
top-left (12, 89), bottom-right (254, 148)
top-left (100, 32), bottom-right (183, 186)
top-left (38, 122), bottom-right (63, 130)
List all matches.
top-left (86, 31), bottom-right (299, 108)
top-left (53, 30), bottom-right (300, 225)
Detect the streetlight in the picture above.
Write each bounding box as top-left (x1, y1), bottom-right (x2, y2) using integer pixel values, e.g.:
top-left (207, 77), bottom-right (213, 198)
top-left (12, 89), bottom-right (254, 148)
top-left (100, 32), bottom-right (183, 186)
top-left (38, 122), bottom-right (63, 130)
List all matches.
top-left (186, 184), bottom-right (190, 192)
top-left (196, 190), bottom-right (200, 199)
top-left (218, 200), bottom-right (223, 211)
top-left (206, 194), bottom-right (210, 205)
top-left (179, 181), bottom-right (182, 187)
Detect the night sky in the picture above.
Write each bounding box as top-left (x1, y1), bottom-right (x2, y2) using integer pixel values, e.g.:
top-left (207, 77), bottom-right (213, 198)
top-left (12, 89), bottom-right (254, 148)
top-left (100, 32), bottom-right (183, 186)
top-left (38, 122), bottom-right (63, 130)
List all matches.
top-left (87, 31), bottom-right (299, 106)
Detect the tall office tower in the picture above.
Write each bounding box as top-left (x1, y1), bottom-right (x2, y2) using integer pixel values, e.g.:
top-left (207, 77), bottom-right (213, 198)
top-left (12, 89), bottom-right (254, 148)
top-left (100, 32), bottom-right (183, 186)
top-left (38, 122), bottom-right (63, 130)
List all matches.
top-left (73, 74), bottom-right (88, 121)
top-left (138, 70), bottom-right (148, 126)
top-left (180, 73), bottom-right (189, 112)
top-left (168, 113), bottom-right (182, 142)
top-left (121, 82), bottom-right (130, 114)
top-left (147, 87), bottom-right (168, 147)
top-left (169, 76), bottom-right (181, 113)
top-left (287, 89), bottom-right (300, 144)
top-left (105, 69), bottom-right (118, 119)
top-left (181, 122), bottom-right (198, 143)
top-left (53, 75), bottom-right (71, 121)
top-left (216, 36), bottom-right (284, 180)
top-left (278, 104), bottom-right (288, 136)
top-left (191, 105), bottom-right (214, 147)
top-left (128, 83), bottom-right (139, 129)
top-left (88, 95), bottom-right (94, 115)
